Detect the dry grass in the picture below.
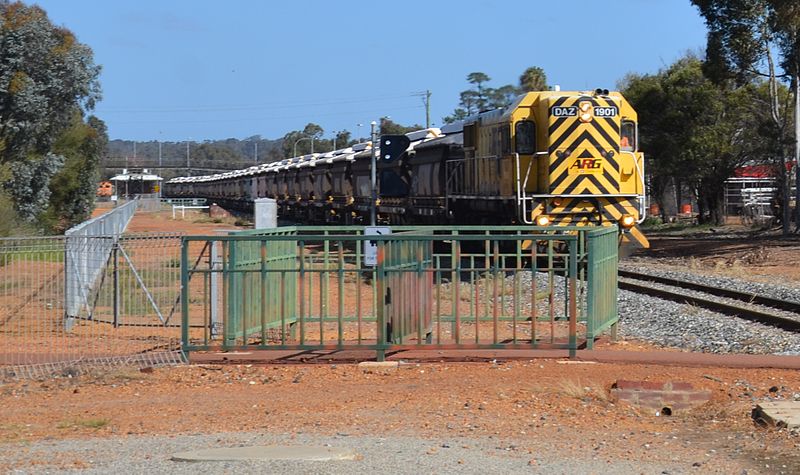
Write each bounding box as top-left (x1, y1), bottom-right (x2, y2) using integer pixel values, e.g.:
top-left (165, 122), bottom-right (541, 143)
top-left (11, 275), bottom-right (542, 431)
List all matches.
top-left (682, 302), bottom-right (702, 316)
top-left (0, 423), bottom-right (26, 442)
top-left (587, 381), bottom-right (610, 402)
top-left (57, 418), bottom-right (109, 430)
top-left (553, 379), bottom-right (610, 402)
top-left (556, 379), bottom-right (588, 399)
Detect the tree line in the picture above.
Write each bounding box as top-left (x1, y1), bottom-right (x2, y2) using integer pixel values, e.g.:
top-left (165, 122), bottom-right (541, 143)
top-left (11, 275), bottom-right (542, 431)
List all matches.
top-left (623, 0), bottom-right (799, 230)
top-left (0, 2), bottom-right (105, 235)
top-left (443, 67), bottom-right (547, 123)
top-left (104, 117), bottom-right (424, 177)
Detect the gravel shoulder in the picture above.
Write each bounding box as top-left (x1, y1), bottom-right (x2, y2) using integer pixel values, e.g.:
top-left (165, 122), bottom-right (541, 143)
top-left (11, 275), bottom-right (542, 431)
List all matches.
top-left (0, 431), bottom-right (711, 474)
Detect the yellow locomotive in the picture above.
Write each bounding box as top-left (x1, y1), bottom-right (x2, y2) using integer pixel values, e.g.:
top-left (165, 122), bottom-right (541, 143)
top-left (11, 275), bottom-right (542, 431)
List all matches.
top-left (445, 88), bottom-right (648, 247)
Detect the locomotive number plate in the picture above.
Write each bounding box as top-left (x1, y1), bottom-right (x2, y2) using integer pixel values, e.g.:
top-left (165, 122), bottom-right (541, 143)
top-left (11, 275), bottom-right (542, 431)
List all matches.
top-left (593, 106), bottom-right (618, 117)
top-left (550, 106), bottom-right (577, 117)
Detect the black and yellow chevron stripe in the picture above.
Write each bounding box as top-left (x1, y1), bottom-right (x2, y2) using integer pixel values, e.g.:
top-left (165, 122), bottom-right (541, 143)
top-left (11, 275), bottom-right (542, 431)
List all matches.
top-left (547, 96), bottom-right (621, 195)
top-left (532, 197), bottom-right (640, 226)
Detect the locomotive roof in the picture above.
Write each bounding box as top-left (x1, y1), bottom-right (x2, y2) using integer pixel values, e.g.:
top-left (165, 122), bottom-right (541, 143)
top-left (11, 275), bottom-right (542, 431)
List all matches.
top-left (449, 90), bottom-right (626, 128)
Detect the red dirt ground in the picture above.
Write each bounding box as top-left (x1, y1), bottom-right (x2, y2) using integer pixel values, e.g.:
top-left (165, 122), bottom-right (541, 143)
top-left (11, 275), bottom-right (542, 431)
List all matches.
top-left (3, 210), bottom-right (799, 473)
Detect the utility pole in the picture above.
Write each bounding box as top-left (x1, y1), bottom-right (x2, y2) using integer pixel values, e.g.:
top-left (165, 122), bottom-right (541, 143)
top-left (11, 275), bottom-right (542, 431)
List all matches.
top-left (254, 141), bottom-right (258, 164)
top-left (370, 120), bottom-right (377, 226)
top-left (186, 140), bottom-right (190, 176)
top-left (413, 90), bottom-right (432, 128)
top-left (158, 141), bottom-right (162, 167)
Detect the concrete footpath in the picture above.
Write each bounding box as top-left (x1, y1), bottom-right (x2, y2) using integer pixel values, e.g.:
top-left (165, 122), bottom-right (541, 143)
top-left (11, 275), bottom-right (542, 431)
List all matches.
top-left (189, 348), bottom-right (800, 369)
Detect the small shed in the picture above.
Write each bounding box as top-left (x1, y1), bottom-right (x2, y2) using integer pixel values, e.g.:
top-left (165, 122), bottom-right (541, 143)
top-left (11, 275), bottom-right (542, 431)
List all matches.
top-left (110, 168), bottom-right (163, 198)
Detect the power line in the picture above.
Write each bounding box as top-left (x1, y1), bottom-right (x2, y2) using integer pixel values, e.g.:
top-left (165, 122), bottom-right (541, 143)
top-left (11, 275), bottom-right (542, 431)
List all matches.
top-left (108, 104), bottom-right (425, 125)
top-left (97, 93), bottom-right (419, 114)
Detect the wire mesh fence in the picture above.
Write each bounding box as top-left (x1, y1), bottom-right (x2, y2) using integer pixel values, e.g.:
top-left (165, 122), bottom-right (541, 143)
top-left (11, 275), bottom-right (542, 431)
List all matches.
top-left (1, 201), bottom-right (192, 379)
top-left (137, 193), bottom-right (163, 212)
top-left (65, 199), bottom-right (138, 320)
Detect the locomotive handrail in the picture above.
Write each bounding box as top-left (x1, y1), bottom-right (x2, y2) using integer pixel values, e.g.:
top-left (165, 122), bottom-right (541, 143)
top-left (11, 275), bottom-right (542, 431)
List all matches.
top-left (620, 150), bottom-right (647, 223)
top-left (514, 151), bottom-right (547, 224)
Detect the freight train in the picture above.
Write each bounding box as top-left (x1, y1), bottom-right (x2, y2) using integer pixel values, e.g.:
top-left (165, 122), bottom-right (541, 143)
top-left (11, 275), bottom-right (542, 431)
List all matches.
top-left (164, 89), bottom-right (649, 247)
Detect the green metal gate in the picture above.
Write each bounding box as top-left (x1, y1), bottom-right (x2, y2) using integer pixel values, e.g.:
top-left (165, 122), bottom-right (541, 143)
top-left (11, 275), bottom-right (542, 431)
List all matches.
top-left (224, 228), bottom-right (297, 346)
top-left (379, 231), bottom-right (434, 345)
top-left (180, 225), bottom-right (619, 360)
top-left (586, 226), bottom-right (619, 347)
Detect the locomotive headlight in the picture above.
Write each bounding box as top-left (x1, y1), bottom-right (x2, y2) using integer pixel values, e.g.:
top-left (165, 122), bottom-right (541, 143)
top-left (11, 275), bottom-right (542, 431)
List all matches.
top-left (620, 214), bottom-right (636, 228)
top-left (579, 101), bottom-right (593, 123)
top-left (535, 215), bottom-right (551, 226)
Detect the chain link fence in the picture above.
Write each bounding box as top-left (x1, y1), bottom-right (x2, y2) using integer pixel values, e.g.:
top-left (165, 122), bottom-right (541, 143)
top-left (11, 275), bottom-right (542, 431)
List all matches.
top-left (1, 202), bottom-right (188, 379)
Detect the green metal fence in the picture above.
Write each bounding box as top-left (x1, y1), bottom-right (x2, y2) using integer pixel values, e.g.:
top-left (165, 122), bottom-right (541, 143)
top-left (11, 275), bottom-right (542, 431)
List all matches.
top-left (224, 228), bottom-right (298, 346)
top-left (585, 226), bottom-right (619, 348)
top-left (181, 225), bottom-right (619, 360)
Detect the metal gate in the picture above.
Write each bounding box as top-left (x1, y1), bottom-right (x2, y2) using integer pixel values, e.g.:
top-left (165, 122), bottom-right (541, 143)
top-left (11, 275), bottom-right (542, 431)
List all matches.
top-left (380, 231), bottom-right (434, 344)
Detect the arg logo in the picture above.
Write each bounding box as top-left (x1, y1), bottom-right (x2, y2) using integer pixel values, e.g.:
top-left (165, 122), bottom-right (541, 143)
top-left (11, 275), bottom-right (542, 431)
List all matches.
top-left (569, 158), bottom-right (602, 170)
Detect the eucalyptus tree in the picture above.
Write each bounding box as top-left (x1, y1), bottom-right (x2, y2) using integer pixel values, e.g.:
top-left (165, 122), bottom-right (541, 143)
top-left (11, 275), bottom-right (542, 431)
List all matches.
top-left (445, 67), bottom-right (550, 123)
top-left (281, 123), bottom-right (325, 158)
top-left (622, 56), bottom-right (764, 224)
top-left (692, 0), bottom-right (800, 231)
top-left (0, 2), bottom-right (101, 224)
top-left (43, 114), bottom-right (108, 230)
top-left (0, 2), bottom-right (101, 164)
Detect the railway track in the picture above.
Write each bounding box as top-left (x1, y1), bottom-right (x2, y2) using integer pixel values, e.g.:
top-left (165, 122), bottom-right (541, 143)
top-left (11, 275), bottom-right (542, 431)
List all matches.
top-left (618, 269), bottom-right (800, 333)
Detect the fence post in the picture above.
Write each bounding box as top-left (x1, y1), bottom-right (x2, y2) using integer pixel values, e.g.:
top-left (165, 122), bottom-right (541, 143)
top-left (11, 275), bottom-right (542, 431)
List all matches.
top-left (376, 240), bottom-right (386, 362)
top-left (181, 237), bottom-right (190, 358)
top-left (113, 241), bottom-right (119, 328)
top-left (210, 241), bottom-right (221, 337)
top-left (568, 238), bottom-right (578, 359)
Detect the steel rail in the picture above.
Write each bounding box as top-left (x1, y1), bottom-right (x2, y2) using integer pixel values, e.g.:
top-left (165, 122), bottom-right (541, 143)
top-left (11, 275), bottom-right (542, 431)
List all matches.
top-left (618, 278), bottom-right (800, 333)
top-left (618, 270), bottom-right (800, 314)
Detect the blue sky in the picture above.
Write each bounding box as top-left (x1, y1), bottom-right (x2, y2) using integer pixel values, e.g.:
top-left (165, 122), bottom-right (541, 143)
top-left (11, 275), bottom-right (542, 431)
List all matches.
top-left (33, 0), bottom-right (709, 142)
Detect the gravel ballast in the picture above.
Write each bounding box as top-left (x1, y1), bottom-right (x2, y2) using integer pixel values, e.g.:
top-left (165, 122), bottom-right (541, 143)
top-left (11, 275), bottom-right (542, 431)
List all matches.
top-left (617, 264), bottom-right (800, 355)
